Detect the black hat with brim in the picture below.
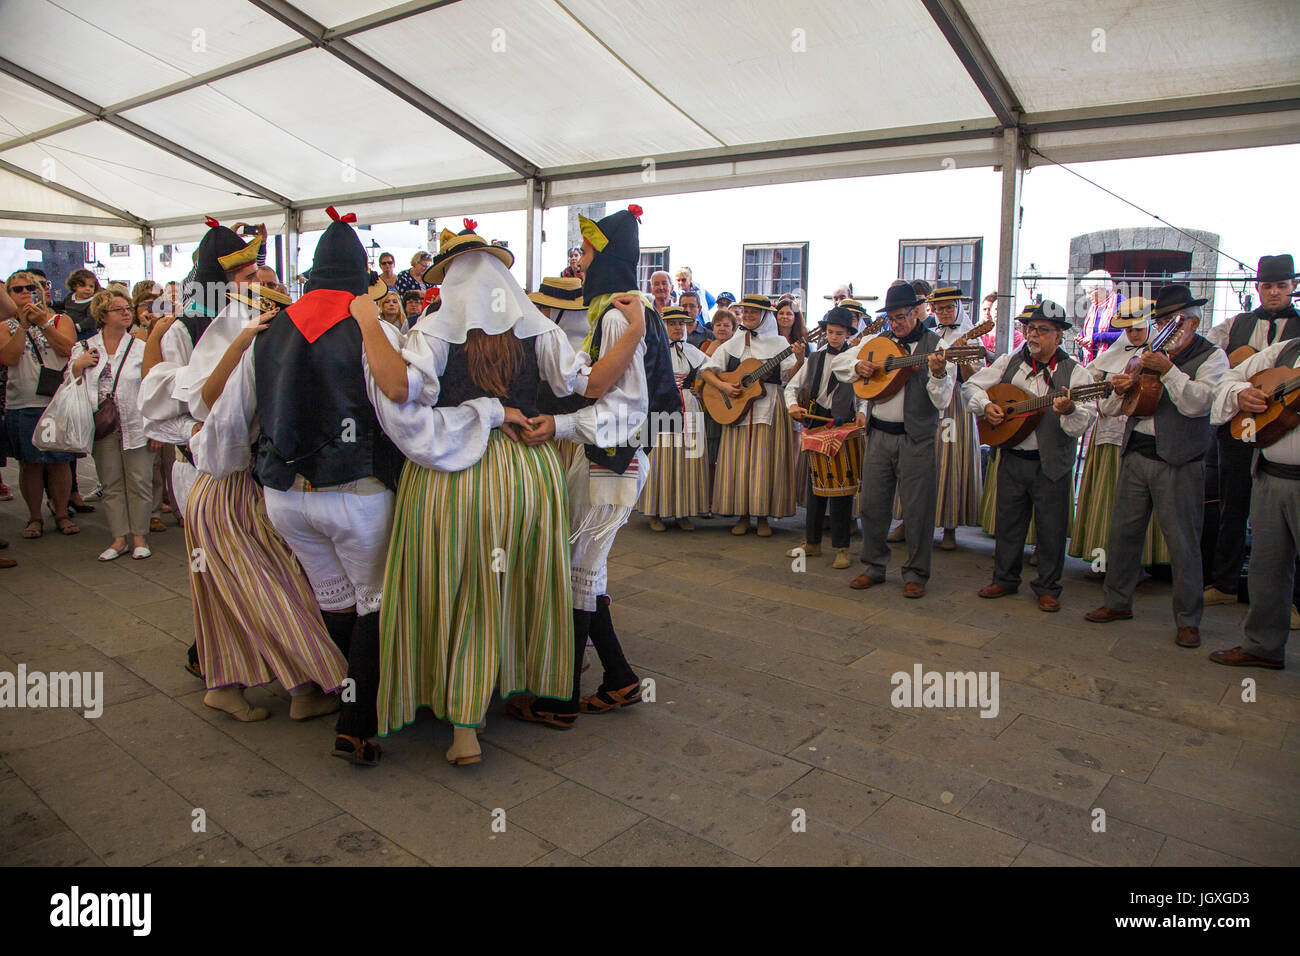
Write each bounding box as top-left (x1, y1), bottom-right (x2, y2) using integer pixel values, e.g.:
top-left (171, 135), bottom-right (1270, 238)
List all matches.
top-left (1026, 299), bottom-right (1072, 330)
top-left (876, 283), bottom-right (924, 314)
top-left (1151, 283), bottom-right (1208, 321)
top-left (1257, 254), bottom-right (1297, 283)
top-left (821, 306), bottom-right (857, 331)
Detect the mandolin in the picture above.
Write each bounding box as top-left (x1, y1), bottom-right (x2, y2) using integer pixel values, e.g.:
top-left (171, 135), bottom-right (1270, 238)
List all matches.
top-left (1118, 316), bottom-right (1183, 417)
top-left (852, 337), bottom-right (986, 401)
top-left (701, 326), bottom-right (826, 425)
top-left (941, 319), bottom-right (995, 382)
top-left (977, 380), bottom-right (1113, 447)
top-left (1228, 345), bottom-right (1257, 368)
top-left (1228, 366), bottom-right (1300, 446)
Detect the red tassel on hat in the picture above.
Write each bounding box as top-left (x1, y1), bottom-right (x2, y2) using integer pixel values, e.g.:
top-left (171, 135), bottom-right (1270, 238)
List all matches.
top-left (325, 205), bottom-right (357, 223)
top-left (463, 218), bottom-right (478, 231)
top-left (627, 204), bottom-right (643, 223)
top-left (204, 215), bottom-right (219, 228)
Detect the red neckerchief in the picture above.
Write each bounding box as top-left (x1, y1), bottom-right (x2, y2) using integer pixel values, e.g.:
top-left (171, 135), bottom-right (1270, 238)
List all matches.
top-left (1029, 352), bottom-right (1058, 382)
top-left (287, 289), bottom-right (355, 343)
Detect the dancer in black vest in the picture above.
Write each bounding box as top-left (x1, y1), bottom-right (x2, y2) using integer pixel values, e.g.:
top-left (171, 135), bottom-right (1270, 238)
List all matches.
top-left (1204, 254), bottom-right (1300, 608)
top-left (966, 301), bottom-right (1097, 612)
top-left (1085, 285), bottom-right (1228, 647)
top-left (1208, 332), bottom-right (1300, 669)
top-left (784, 306), bottom-right (863, 567)
top-left (191, 206), bottom-right (412, 765)
top-left (832, 284), bottom-right (954, 598)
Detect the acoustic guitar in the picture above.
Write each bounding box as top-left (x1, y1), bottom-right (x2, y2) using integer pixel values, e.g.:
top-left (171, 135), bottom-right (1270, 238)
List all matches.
top-left (701, 327), bottom-right (826, 425)
top-left (977, 380), bottom-right (1113, 447)
top-left (1118, 317), bottom-right (1184, 417)
top-left (1228, 366), bottom-right (1300, 446)
top-left (851, 336), bottom-right (986, 401)
top-left (1228, 345), bottom-right (1257, 368)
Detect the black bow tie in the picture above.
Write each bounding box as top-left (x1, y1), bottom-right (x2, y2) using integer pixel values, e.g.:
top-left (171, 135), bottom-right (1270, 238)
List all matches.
top-left (1124, 342), bottom-right (1144, 351)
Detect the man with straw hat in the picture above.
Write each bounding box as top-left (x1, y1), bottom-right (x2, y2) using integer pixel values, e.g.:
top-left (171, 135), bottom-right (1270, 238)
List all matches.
top-left (528, 275), bottom-right (589, 352)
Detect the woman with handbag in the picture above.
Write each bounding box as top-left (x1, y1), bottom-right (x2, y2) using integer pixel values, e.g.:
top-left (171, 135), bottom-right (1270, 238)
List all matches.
top-left (0, 271), bottom-right (78, 538)
top-left (68, 290), bottom-right (154, 560)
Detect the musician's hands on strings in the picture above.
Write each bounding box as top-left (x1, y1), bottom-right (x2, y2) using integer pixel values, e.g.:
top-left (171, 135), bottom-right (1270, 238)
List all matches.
top-left (1138, 351), bottom-right (1173, 375)
top-left (790, 342), bottom-right (806, 361)
top-left (927, 352), bottom-right (946, 377)
top-left (1053, 396), bottom-right (1076, 415)
top-left (984, 403), bottom-right (1006, 426)
top-left (855, 358), bottom-right (879, 379)
top-left (1109, 373), bottom-right (1133, 394)
top-left (1237, 386), bottom-right (1270, 414)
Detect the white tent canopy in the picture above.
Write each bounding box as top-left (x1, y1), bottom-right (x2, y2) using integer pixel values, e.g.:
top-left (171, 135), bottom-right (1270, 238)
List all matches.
top-left (1, 0), bottom-right (1298, 340)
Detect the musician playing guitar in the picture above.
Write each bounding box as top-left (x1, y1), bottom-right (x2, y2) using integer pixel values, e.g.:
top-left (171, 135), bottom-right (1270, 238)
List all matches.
top-left (830, 283), bottom-right (953, 599)
top-left (699, 294), bottom-right (804, 536)
top-left (965, 300), bottom-right (1097, 612)
top-left (1084, 284), bottom-right (1228, 649)
top-left (1202, 253), bottom-right (1300, 610)
top-left (1207, 295), bottom-right (1300, 670)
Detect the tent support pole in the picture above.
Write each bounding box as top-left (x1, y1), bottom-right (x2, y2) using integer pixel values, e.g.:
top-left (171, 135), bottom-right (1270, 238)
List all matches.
top-left (285, 207), bottom-right (300, 295)
top-left (995, 126), bottom-right (1025, 354)
top-left (524, 178), bottom-right (544, 292)
top-left (141, 226), bottom-right (154, 282)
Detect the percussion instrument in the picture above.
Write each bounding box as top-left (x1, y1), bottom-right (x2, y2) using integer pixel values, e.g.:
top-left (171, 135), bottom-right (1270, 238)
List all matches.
top-left (701, 326), bottom-right (825, 425)
top-left (977, 380), bottom-right (1113, 447)
top-left (801, 422), bottom-right (865, 498)
top-left (1229, 365), bottom-right (1300, 447)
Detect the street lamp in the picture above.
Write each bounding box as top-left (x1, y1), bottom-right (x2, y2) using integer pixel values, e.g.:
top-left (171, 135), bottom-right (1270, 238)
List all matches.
top-left (366, 239), bottom-right (381, 269)
top-left (93, 261), bottom-right (107, 283)
top-left (1021, 262), bottom-right (1041, 303)
top-left (1229, 262), bottom-right (1253, 311)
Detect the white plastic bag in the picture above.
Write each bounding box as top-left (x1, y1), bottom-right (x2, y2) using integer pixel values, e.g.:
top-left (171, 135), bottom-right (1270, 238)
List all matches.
top-left (32, 376), bottom-right (94, 455)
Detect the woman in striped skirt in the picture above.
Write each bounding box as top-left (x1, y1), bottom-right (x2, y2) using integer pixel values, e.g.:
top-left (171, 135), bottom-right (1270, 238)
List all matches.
top-left (637, 306), bottom-right (710, 530)
top-left (700, 294), bottom-right (802, 536)
top-left (931, 287), bottom-right (983, 550)
top-left (700, 307), bottom-right (736, 509)
top-left (1068, 299), bottom-right (1170, 569)
top-left (376, 239), bottom-right (645, 765)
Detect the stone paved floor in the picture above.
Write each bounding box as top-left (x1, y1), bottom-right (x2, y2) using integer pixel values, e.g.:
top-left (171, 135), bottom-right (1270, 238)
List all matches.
top-left (2, 462), bottom-right (1298, 866)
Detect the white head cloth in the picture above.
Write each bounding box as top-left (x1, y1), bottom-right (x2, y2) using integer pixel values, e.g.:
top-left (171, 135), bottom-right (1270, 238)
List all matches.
top-left (413, 252), bottom-right (558, 344)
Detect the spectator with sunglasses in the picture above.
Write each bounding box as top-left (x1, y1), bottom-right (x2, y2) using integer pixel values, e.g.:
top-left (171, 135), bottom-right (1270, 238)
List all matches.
top-left (0, 271), bottom-right (79, 538)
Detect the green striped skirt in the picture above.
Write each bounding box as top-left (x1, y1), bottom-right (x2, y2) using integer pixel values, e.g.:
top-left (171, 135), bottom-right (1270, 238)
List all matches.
top-left (377, 432), bottom-right (574, 732)
top-left (1067, 440), bottom-right (1171, 565)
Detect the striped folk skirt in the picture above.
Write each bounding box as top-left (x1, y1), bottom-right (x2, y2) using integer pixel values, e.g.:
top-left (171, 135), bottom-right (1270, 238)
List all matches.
top-left (185, 469), bottom-right (347, 693)
top-left (977, 448), bottom-right (1074, 546)
top-left (636, 391), bottom-right (710, 519)
top-left (377, 432), bottom-right (573, 731)
top-left (935, 392), bottom-right (983, 528)
top-left (1067, 439), bottom-right (1171, 565)
top-left (711, 394), bottom-right (797, 517)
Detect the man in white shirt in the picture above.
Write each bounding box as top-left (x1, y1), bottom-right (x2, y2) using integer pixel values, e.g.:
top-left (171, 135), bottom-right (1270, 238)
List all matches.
top-left (832, 283), bottom-right (954, 598)
top-left (1084, 285), bottom-right (1227, 648)
top-left (965, 300), bottom-right (1097, 612)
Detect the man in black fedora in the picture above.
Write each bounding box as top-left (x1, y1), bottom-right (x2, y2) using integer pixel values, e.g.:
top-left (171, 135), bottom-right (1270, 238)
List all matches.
top-left (1204, 254), bottom-right (1300, 611)
top-left (832, 282), bottom-right (954, 598)
top-left (1208, 271), bottom-right (1300, 670)
top-left (1085, 284), bottom-right (1228, 648)
top-left (965, 300), bottom-right (1097, 612)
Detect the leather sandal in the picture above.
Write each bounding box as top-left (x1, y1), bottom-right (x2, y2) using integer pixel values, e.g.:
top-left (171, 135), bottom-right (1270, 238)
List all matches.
top-left (21, 519), bottom-right (43, 539)
top-left (504, 695), bottom-right (576, 729)
top-left (53, 514), bottom-right (79, 535)
top-left (579, 681), bottom-right (643, 714)
top-left (331, 735), bottom-right (382, 767)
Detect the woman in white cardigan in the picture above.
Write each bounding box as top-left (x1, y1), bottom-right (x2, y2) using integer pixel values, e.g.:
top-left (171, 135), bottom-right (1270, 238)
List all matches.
top-left (68, 290), bottom-right (155, 561)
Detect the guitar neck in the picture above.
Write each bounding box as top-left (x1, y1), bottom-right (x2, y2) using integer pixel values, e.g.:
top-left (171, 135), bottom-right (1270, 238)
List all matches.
top-left (744, 333), bottom-right (820, 384)
top-left (1008, 382), bottom-right (1109, 415)
top-left (884, 346), bottom-right (980, 370)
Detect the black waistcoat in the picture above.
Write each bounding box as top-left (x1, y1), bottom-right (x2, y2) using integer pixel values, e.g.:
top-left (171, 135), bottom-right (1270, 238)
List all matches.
top-left (252, 313), bottom-right (403, 492)
top-left (439, 335), bottom-right (542, 418)
top-left (1226, 306), bottom-right (1300, 353)
top-left (802, 348), bottom-right (857, 422)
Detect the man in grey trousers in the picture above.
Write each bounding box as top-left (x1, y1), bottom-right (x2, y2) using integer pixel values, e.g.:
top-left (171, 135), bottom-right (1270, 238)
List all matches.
top-left (1206, 309), bottom-right (1300, 670)
top-left (833, 282), bottom-right (953, 599)
top-left (1084, 285), bottom-right (1228, 647)
top-left (965, 300), bottom-right (1097, 612)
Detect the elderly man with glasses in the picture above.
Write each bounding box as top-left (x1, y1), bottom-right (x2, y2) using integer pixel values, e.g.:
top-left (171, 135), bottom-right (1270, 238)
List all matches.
top-left (965, 300), bottom-right (1097, 612)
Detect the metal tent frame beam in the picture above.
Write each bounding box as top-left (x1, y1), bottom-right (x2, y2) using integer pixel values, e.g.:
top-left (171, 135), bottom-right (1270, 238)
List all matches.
top-left (921, 0), bottom-right (1020, 128)
top-left (246, 0), bottom-right (539, 179)
top-left (0, 156), bottom-right (145, 226)
top-left (0, 56), bottom-right (290, 207)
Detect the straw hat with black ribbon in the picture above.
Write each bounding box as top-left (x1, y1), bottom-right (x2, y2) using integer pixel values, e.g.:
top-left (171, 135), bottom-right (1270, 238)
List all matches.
top-left (422, 218), bottom-right (514, 284)
top-left (928, 285), bottom-right (971, 306)
top-left (527, 276), bottom-right (585, 311)
top-left (1111, 296), bottom-right (1154, 330)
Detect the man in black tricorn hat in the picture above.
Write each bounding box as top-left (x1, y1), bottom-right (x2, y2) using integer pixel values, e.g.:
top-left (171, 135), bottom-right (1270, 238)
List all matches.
top-left (191, 206), bottom-right (412, 766)
top-left (832, 282), bottom-right (954, 599)
top-left (1204, 254), bottom-right (1300, 611)
top-left (965, 300), bottom-right (1097, 612)
top-left (1209, 257), bottom-right (1300, 670)
top-left (1084, 284), bottom-right (1228, 648)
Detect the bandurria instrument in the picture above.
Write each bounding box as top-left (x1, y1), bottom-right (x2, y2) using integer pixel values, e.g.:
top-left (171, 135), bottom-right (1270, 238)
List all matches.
top-left (1228, 366), bottom-right (1300, 446)
top-left (977, 380), bottom-right (1113, 447)
top-left (1228, 345), bottom-right (1257, 368)
top-left (1118, 316), bottom-right (1183, 417)
top-left (701, 326), bottom-right (826, 425)
top-left (852, 336), bottom-right (986, 401)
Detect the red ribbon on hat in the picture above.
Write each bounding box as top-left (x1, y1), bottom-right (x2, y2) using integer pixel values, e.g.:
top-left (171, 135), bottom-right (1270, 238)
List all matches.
top-left (325, 205), bottom-right (357, 223)
top-left (627, 204), bottom-right (643, 223)
top-left (204, 215), bottom-right (219, 228)
top-left (463, 218), bottom-right (478, 231)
